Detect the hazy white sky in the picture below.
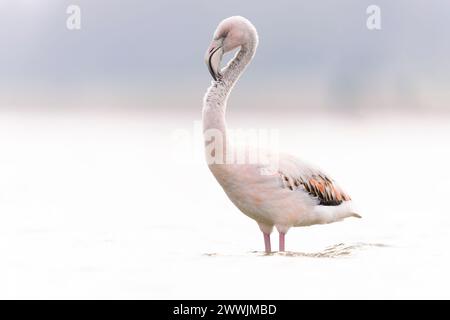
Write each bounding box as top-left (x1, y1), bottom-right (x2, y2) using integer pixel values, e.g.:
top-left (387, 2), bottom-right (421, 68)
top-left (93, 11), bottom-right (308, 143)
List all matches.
top-left (1, 0), bottom-right (449, 111)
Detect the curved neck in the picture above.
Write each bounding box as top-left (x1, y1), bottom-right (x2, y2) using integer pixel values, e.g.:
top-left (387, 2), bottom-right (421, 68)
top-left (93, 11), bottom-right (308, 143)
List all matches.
top-left (202, 41), bottom-right (257, 161)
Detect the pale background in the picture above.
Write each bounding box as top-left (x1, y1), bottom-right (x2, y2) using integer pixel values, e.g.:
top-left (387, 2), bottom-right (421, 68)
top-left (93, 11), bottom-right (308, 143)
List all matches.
top-left (0, 0), bottom-right (449, 299)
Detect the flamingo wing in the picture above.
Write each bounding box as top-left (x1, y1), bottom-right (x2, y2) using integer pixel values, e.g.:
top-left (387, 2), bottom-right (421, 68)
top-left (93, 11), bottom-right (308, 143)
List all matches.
top-left (275, 154), bottom-right (351, 206)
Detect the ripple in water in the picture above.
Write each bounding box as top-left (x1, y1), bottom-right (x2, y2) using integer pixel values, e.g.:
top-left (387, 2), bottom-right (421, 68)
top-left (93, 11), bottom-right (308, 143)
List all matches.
top-left (204, 242), bottom-right (390, 258)
top-left (259, 242), bottom-right (391, 258)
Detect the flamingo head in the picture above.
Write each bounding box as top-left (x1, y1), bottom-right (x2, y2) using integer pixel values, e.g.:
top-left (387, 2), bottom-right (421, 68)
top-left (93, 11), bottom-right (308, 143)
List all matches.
top-left (204, 16), bottom-right (257, 81)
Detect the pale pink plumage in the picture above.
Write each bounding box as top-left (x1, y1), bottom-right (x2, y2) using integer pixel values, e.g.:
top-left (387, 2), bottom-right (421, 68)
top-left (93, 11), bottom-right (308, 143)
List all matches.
top-left (203, 16), bottom-right (360, 253)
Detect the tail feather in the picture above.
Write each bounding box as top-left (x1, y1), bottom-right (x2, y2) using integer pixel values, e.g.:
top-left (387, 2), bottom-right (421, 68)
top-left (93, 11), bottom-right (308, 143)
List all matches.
top-left (351, 212), bottom-right (362, 219)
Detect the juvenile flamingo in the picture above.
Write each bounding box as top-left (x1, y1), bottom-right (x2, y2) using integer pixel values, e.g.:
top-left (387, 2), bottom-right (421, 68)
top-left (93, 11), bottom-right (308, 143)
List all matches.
top-left (203, 16), bottom-right (360, 253)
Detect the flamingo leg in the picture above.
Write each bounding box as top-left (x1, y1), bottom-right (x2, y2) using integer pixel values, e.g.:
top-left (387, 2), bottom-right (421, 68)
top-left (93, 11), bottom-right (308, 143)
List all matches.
top-left (263, 233), bottom-right (271, 253)
top-left (279, 232), bottom-right (285, 252)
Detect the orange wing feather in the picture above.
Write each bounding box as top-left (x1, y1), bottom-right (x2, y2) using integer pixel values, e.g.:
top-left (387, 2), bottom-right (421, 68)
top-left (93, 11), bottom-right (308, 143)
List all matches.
top-left (280, 173), bottom-right (351, 206)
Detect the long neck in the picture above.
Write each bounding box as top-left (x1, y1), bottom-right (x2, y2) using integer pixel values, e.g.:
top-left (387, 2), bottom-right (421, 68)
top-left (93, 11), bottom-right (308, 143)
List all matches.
top-left (202, 41), bottom-right (256, 161)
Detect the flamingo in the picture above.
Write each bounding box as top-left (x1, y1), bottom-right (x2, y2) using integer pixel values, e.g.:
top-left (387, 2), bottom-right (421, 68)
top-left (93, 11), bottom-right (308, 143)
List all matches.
top-left (202, 16), bottom-right (360, 253)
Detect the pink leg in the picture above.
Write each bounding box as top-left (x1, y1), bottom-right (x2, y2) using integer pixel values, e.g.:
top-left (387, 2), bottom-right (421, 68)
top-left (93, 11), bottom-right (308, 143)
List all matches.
top-left (263, 233), bottom-right (271, 253)
top-left (279, 232), bottom-right (285, 252)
